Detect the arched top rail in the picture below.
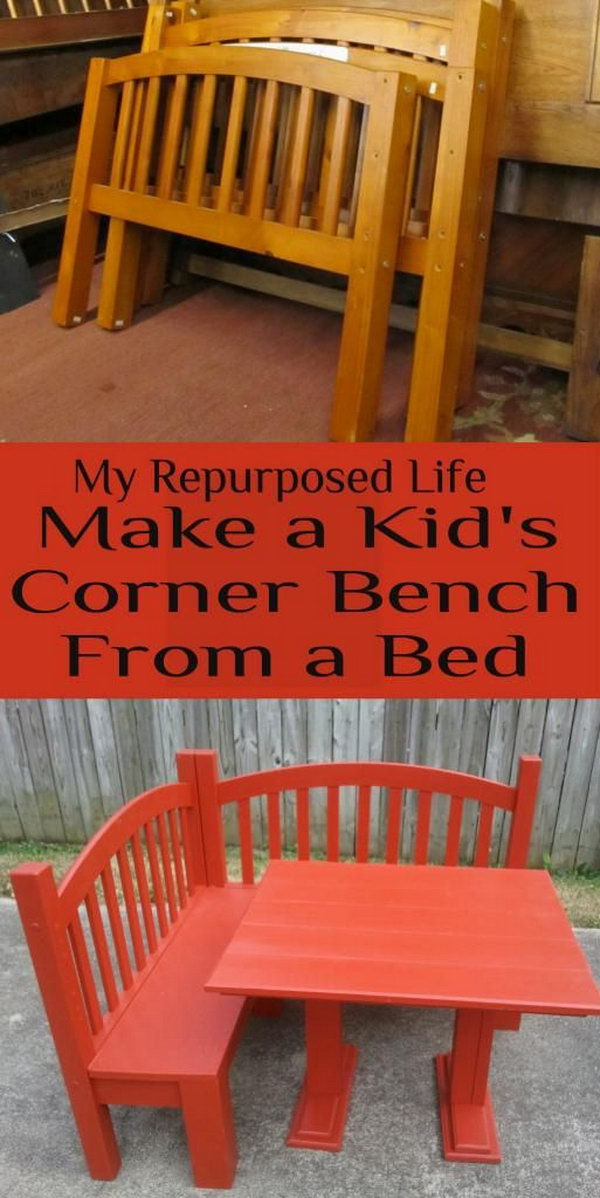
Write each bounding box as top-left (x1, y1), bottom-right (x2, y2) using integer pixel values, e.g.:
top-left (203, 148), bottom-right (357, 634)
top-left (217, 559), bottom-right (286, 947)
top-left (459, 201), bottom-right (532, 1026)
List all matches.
top-left (59, 782), bottom-right (192, 918)
top-left (163, 6), bottom-right (453, 61)
top-left (216, 761), bottom-right (518, 809)
top-left (105, 44), bottom-right (400, 106)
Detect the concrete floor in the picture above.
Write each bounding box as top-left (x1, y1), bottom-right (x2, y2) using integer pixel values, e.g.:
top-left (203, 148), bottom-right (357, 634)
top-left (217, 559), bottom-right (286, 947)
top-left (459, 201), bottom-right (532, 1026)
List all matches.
top-left (2, 898), bottom-right (599, 1198)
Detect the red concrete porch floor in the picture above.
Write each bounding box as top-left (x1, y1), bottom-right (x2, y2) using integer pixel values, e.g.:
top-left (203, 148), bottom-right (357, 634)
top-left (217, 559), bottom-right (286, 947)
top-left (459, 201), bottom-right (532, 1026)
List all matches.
top-left (2, 275), bottom-right (568, 442)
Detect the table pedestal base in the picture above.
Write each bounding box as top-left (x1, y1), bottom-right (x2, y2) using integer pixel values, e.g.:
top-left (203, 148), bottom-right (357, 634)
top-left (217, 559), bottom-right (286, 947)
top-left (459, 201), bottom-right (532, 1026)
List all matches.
top-left (435, 1052), bottom-right (501, 1164)
top-left (287, 1042), bottom-right (358, 1152)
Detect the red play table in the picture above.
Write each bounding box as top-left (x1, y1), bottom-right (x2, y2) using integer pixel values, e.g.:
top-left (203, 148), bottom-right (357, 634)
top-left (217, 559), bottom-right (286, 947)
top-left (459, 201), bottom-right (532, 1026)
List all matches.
top-left (206, 860), bottom-right (600, 1163)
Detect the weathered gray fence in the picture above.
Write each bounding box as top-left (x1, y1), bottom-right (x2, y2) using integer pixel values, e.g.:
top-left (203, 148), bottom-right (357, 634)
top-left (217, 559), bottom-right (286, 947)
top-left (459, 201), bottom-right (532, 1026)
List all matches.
top-left (0, 699), bottom-right (598, 868)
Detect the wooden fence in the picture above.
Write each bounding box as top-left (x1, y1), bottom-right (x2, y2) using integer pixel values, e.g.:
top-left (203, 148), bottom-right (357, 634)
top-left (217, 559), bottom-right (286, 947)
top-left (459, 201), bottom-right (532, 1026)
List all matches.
top-left (0, 699), bottom-right (598, 868)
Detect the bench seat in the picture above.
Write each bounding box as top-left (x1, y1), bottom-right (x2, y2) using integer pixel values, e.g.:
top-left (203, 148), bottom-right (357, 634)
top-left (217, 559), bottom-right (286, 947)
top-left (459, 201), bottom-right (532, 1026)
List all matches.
top-left (90, 884), bottom-right (255, 1084)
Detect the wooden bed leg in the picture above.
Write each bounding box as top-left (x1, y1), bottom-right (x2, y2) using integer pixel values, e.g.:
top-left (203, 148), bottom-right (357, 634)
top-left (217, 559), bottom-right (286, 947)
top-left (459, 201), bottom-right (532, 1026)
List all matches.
top-left (403, 0), bottom-right (498, 441)
top-left (138, 232), bottom-right (172, 307)
top-left (565, 235), bottom-right (600, 441)
top-left (329, 74), bottom-right (417, 441)
top-left (53, 60), bottom-right (118, 328)
top-left (456, 0), bottom-right (515, 409)
top-left (97, 219), bottom-right (144, 331)
top-left (180, 1072), bottom-right (238, 1189)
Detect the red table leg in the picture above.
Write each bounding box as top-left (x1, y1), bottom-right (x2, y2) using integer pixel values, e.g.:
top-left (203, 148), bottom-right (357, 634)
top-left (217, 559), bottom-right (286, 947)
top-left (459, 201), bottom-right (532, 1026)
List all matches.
top-left (287, 1000), bottom-right (358, 1152)
top-left (435, 1009), bottom-right (501, 1164)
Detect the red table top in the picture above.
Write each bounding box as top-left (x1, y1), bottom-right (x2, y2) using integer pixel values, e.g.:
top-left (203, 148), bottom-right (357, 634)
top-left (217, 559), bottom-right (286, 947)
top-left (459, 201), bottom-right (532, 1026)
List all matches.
top-left (206, 861), bottom-right (600, 1016)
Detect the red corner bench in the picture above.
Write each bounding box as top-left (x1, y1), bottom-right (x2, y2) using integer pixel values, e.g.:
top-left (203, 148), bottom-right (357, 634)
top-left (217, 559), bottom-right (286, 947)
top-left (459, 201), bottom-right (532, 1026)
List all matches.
top-left (12, 748), bottom-right (542, 1187)
top-left (11, 753), bottom-right (255, 1189)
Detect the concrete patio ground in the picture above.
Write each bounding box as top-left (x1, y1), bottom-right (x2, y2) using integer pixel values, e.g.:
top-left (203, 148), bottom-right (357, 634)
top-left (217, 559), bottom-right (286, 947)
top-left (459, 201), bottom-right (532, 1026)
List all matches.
top-left (1, 898), bottom-right (599, 1198)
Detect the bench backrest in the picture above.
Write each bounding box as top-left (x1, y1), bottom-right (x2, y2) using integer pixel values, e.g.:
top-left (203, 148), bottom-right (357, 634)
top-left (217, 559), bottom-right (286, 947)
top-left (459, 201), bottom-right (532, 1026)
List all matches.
top-left (11, 775), bottom-right (206, 1079)
top-left (179, 750), bottom-right (541, 884)
top-left (150, 0), bottom-right (505, 275)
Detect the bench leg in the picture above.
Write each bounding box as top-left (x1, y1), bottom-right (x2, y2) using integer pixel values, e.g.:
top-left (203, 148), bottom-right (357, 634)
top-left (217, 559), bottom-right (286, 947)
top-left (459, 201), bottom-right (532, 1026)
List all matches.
top-left (69, 1082), bottom-right (121, 1180)
top-left (435, 1008), bottom-right (501, 1164)
top-left (287, 1000), bottom-right (358, 1151)
top-left (180, 1071), bottom-right (237, 1189)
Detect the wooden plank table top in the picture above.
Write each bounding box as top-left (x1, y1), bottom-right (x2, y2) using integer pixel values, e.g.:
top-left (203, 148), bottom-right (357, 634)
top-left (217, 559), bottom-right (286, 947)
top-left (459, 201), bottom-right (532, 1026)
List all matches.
top-left (206, 860), bottom-right (600, 1016)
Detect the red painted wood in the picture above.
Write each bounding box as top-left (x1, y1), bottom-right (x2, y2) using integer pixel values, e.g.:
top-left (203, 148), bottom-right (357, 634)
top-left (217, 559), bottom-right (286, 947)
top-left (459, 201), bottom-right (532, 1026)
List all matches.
top-left (414, 790), bottom-right (432, 864)
top-left (144, 820), bottom-right (169, 936)
top-left (85, 885), bottom-right (119, 1013)
top-left (209, 755), bottom-right (541, 868)
top-left (287, 1000), bottom-right (358, 1152)
top-left (178, 749), bottom-right (227, 886)
top-left (157, 811), bottom-right (178, 922)
top-left (116, 845), bottom-right (146, 971)
top-left (100, 864), bottom-right (133, 992)
top-left (297, 788), bottom-right (310, 859)
top-left (385, 787), bottom-right (403, 863)
top-left (473, 803), bottom-right (493, 867)
top-left (356, 786), bottom-right (371, 862)
top-left (206, 861), bottom-right (600, 1016)
top-left (444, 797), bottom-right (463, 866)
top-left (11, 770), bottom-right (256, 1189)
top-left (326, 786), bottom-right (340, 861)
top-left (68, 912), bottom-right (104, 1036)
top-left (130, 829), bottom-right (158, 954)
top-left (238, 801), bottom-right (255, 884)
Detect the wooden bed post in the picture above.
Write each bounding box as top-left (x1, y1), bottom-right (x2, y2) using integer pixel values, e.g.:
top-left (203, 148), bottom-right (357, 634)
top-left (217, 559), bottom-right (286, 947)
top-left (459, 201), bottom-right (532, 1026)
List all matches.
top-left (177, 748), bottom-right (228, 886)
top-left (10, 863), bottom-right (121, 1180)
top-left (505, 755), bottom-right (541, 868)
top-left (329, 72), bottom-right (417, 441)
top-left (404, 0), bottom-right (499, 441)
top-left (456, 0), bottom-right (515, 409)
top-left (52, 58), bottom-right (118, 328)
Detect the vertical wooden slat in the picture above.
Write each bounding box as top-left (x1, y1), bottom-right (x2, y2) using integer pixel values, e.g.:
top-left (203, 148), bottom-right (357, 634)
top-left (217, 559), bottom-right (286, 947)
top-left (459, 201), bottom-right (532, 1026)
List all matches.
top-left (131, 829), bottom-right (158, 951)
top-left (246, 79), bottom-right (279, 219)
top-left (279, 85), bottom-right (315, 226)
top-left (356, 785), bottom-right (371, 862)
top-left (100, 864), bottom-right (133, 991)
top-left (67, 913), bottom-right (104, 1034)
top-left (445, 797), bottom-right (464, 866)
top-left (179, 806), bottom-right (195, 895)
top-left (144, 821), bottom-right (169, 936)
top-left (84, 886), bottom-right (119, 1012)
top-left (320, 96), bottom-right (353, 234)
top-left (110, 80), bottom-right (136, 189)
top-left (327, 785), bottom-right (340, 861)
top-left (474, 803), bottom-right (494, 867)
top-left (123, 81), bottom-right (146, 191)
top-left (156, 812), bottom-right (178, 921)
top-left (218, 75), bottom-right (248, 210)
top-left (133, 76), bottom-right (161, 193)
top-left (414, 791), bottom-right (433, 864)
top-left (402, 94), bottom-right (423, 234)
top-left (156, 74), bottom-right (189, 200)
top-left (238, 800), bottom-right (255, 884)
top-left (116, 845), bottom-right (146, 971)
top-left (185, 75), bottom-right (218, 205)
top-left (267, 790), bottom-right (282, 858)
top-left (385, 787), bottom-right (403, 864)
top-left (168, 808), bottom-right (188, 908)
top-left (411, 97), bottom-right (441, 226)
top-left (296, 788), bottom-right (310, 859)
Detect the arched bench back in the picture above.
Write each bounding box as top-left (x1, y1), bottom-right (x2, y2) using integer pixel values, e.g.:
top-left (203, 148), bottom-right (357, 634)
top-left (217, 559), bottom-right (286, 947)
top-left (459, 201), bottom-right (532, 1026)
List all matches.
top-left (177, 751), bottom-right (541, 885)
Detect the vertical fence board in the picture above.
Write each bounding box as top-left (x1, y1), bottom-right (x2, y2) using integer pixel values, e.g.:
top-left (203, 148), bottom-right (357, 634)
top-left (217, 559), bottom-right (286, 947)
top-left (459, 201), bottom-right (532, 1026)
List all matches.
top-left (0, 700), bottom-right (598, 868)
